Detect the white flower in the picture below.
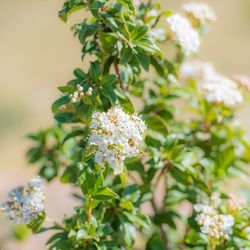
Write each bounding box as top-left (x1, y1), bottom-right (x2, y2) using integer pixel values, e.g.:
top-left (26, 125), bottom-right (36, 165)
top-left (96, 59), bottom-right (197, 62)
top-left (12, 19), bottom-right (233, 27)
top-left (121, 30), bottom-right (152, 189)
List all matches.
top-left (182, 2), bottom-right (216, 24)
top-left (149, 28), bottom-right (167, 41)
top-left (194, 203), bottom-right (234, 240)
top-left (202, 76), bottom-right (243, 106)
top-left (194, 204), bottom-right (215, 214)
top-left (167, 13), bottom-right (200, 55)
top-left (88, 107), bottom-right (146, 175)
top-left (0, 177), bottom-right (45, 224)
top-left (180, 61), bottom-right (243, 106)
top-left (180, 61), bottom-right (217, 82)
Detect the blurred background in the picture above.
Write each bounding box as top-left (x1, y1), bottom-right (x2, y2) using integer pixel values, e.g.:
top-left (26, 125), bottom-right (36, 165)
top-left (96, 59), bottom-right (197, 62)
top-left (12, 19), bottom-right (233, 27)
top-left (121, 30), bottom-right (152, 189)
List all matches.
top-left (0, 0), bottom-right (250, 249)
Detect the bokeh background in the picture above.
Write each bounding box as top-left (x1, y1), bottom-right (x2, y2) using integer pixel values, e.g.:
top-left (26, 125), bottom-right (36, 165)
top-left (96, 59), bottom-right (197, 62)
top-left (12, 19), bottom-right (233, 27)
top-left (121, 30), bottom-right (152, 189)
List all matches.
top-left (0, 0), bottom-right (250, 249)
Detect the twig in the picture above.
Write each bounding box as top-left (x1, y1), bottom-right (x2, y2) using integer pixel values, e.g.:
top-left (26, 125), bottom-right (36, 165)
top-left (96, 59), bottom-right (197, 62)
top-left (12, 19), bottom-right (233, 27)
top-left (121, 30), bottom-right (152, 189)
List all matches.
top-left (114, 60), bottom-right (124, 91)
top-left (86, 196), bottom-right (93, 222)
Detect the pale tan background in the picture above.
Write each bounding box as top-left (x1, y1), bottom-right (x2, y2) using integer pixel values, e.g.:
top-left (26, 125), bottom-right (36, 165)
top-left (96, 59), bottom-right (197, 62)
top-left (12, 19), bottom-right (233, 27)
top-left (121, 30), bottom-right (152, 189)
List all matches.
top-left (0, 0), bottom-right (250, 249)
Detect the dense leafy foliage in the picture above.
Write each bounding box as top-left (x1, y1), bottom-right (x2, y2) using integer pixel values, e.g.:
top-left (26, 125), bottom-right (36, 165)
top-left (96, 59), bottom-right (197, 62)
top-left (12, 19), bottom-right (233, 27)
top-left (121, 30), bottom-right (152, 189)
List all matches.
top-left (2, 0), bottom-right (250, 249)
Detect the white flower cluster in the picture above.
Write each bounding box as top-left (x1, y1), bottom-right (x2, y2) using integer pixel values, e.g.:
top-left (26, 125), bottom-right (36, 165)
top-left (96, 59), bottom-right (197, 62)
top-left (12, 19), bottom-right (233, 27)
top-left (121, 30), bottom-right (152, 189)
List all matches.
top-left (182, 2), bottom-right (216, 24)
top-left (0, 177), bottom-right (45, 224)
top-left (88, 107), bottom-right (146, 175)
top-left (180, 61), bottom-right (243, 106)
top-left (70, 84), bottom-right (93, 103)
top-left (194, 204), bottom-right (234, 240)
top-left (202, 76), bottom-right (243, 106)
top-left (167, 13), bottom-right (200, 56)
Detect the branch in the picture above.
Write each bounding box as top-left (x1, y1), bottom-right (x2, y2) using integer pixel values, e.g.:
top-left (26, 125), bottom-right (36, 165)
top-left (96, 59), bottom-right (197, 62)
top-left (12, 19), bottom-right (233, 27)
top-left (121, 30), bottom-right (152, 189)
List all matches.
top-left (114, 60), bottom-right (125, 91)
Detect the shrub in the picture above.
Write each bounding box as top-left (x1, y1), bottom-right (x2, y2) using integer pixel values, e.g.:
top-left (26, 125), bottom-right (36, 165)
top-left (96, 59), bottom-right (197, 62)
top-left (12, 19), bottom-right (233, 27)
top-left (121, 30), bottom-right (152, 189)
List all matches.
top-left (1, 1), bottom-right (250, 249)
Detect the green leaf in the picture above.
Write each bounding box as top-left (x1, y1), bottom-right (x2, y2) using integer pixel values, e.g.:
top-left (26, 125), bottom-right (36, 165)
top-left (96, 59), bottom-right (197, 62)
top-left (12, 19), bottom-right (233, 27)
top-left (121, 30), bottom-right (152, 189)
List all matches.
top-left (99, 32), bottom-right (117, 53)
top-left (136, 37), bottom-right (162, 56)
top-left (76, 23), bottom-right (102, 45)
top-left (58, 85), bottom-right (75, 94)
top-left (93, 187), bottom-right (119, 200)
top-left (131, 26), bottom-right (148, 41)
top-left (62, 129), bottom-right (86, 144)
top-left (59, 2), bottom-right (85, 22)
top-left (119, 199), bottom-right (134, 211)
top-left (52, 96), bottom-right (70, 113)
top-left (185, 229), bottom-right (207, 247)
top-left (142, 113), bottom-right (168, 134)
top-left (145, 135), bottom-right (162, 148)
top-left (118, 0), bottom-right (135, 13)
top-left (120, 46), bottom-right (134, 65)
top-left (73, 68), bottom-right (86, 79)
top-left (123, 211), bottom-right (150, 230)
top-left (89, 61), bottom-right (101, 82)
top-left (76, 229), bottom-right (89, 240)
top-left (116, 91), bottom-right (134, 113)
top-left (55, 113), bottom-right (73, 123)
top-left (146, 233), bottom-right (165, 250)
top-left (124, 158), bottom-right (145, 174)
top-left (27, 213), bottom-right (46, 233)
top-left (60, 165), bottom-right (78, 184)
top-left (136, 51), bottom-right (150, 71)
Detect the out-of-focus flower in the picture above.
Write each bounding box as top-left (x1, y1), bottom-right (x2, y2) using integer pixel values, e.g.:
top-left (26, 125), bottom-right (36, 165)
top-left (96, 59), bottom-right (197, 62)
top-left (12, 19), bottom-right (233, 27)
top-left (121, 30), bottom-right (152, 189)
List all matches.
top-left (202, 76), bottom-right (243, 107)
top-left (134, 0), bottom-right (140, 7)
top-left (167, 13), bottom-right (200, 55)
top-left (182, 2), bottom-right (216, 25)
top-left (227, 193), bottom-right (245, 212)
top-left (231, 74), bottom-right (250, 92)
top-left (180, 61), bottom-right (217, 82)
top-left (194, 203), bottom-right (234, 240)
top-left (149, 28), bottom-right (167, 41)
top-left (88, 106), bottom-right (146, 175)
top-left (0, 177), bottom-right (45, 224)
top-left (180, 61), bottom-right (243, 106)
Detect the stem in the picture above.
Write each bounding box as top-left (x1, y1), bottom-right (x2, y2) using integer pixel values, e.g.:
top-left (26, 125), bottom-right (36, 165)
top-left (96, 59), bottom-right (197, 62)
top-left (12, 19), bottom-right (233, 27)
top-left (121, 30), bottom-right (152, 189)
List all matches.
top-left (151, 199), bottom-right (168, 249)
top-left (160, 225), bottom-right (168, 249)
top-left (151, 166), bottom-right (170, 249)
top-left (210, 237), bottom-right (216, 250)
top-left (86, 196), bottom-right (93, 222)
top-left (114, 60), bottom-right (125, 91)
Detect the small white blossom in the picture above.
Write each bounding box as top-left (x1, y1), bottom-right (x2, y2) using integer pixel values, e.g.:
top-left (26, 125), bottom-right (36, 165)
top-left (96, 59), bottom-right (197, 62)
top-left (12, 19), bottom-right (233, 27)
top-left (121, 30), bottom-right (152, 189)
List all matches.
top-left (0, 177), bottom-right (45, 224)
top-left (76, 84), bottom-right (83, 92)
top-left (88, 107), bottom-right (146, 175)
top-left (194, 203), bottom-right (234, 240)
top-left (202, 76), bottom-right (243, 106)
top-left (182, 2), bottom-right (216, 24)
top-left (149, 28), bottom-right (167, 41)
top-left (167, 13), bottom-right (200, 55)
top-left (86, 87), bottom-right (93, 96)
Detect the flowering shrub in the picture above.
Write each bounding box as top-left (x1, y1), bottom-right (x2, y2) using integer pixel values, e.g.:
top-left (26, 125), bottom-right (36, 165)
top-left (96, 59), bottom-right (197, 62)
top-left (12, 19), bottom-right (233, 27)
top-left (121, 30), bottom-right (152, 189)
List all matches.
top-left (1, 0), bottom-right (250, 249)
